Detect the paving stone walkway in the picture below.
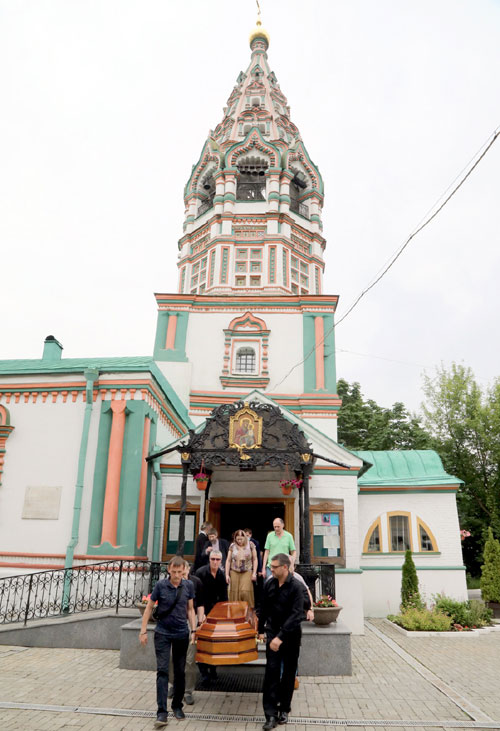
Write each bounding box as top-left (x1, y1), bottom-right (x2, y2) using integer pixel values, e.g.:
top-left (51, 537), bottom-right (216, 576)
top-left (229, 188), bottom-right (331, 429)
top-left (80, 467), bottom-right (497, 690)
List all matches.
top-left (0, 619), bottom-right (499, 731)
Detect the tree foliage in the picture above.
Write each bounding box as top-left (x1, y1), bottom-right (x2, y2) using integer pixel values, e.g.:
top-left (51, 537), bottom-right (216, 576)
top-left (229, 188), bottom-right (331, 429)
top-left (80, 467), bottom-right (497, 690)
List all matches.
top-left (337, 379), bottom-right (432, 451)
top-left (401, 549), bottom-right (423, 609)
top-left (422, 364), bottom-right (500, 575)
top-left (480, 528), bottom-right (500, 603)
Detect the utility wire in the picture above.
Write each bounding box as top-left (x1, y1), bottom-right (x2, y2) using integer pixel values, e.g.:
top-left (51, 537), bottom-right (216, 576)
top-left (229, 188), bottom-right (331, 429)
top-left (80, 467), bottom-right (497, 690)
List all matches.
top-left (269, 124), bottom-right (500, 393)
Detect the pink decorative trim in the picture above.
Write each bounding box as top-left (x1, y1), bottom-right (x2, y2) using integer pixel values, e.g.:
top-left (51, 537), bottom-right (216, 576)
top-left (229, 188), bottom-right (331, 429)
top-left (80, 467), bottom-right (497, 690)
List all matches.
top-left (314, 316), bottom-right (325, 390)
top-left (136, 417), bottom-right (151, 548)
top-left (100, 400), bottom-right (127, 547)
top-left (165, 314), bottom-right (178, 349)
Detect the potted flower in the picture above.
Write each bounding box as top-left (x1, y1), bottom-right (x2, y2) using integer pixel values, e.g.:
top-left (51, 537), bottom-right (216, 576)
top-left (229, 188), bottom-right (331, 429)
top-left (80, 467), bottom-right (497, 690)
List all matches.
top-left (279, 478), bottom-right (302, 496)
top-left (135, 593), bottom-right (157, 622)
top-left (194, 472), bottom-right (209, 491)
top-left (312, 595), bottom-right (342, 625)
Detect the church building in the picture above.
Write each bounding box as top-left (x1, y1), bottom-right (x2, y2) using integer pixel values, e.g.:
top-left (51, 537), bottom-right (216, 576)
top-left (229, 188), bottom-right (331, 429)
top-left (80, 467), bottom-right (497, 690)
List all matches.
top-left (0, 21), bottom-right (467, 633)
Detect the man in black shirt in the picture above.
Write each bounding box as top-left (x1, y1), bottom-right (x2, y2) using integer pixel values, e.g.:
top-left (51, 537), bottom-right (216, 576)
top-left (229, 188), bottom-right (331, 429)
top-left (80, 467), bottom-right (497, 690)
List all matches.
top-left (195, 549), bottom-right (228, 685)
top-left (258, 553), bottom-right (310, 729)
top-left (193, 521), bottom-right (212, 570)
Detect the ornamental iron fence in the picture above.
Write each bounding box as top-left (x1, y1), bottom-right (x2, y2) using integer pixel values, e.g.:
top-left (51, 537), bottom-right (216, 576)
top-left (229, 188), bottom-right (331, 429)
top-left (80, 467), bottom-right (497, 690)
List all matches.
top-left (295, 563), bottom-right (336, 603)
top-left (0, 560), bottom-right (169, 626)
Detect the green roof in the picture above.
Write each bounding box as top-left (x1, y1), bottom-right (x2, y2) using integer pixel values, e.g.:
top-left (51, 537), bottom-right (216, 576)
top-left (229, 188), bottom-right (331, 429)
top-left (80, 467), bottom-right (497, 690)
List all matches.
top-left (354, 450), bottom-right (462, 487)
top-left (0, 355), bottom-right (194, 430)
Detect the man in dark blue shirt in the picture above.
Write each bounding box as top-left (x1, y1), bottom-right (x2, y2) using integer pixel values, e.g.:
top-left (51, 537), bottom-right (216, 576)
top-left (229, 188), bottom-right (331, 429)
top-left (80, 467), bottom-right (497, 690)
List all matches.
top-left (258, 553), bottom-right (310, 730)
top-left (140, 556), bottom-right (196, 727)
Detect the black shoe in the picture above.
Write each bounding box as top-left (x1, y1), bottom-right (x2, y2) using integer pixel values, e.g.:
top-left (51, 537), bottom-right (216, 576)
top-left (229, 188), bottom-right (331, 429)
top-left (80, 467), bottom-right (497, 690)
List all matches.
top-left (154, 712), bottom-right (168, 727)
top-left (262, 717), bottom-right (278, 730)
top-left (278, 711), bottom-right (289, 724)
top-left (172, 707), bottom-right (185, 720)
top-left (199, 675), bottom-right (210, 689)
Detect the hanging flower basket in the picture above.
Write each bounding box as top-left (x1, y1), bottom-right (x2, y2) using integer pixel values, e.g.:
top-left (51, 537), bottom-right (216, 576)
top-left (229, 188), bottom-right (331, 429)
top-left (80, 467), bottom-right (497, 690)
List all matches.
top-left (279, 478), bottom-right (302, 496)
top-left (194, 472), bottom-right (209, 491)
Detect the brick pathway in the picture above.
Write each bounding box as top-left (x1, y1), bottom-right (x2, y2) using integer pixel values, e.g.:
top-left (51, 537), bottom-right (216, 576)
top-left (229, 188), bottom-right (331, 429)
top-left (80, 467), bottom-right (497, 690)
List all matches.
top-left (0, 621), bottom-right (499, 730)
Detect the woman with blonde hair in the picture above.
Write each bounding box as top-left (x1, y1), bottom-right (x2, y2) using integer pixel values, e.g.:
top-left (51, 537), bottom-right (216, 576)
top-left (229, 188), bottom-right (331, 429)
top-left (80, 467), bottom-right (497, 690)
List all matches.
top-left (225, 529), bottom-right (258, 607)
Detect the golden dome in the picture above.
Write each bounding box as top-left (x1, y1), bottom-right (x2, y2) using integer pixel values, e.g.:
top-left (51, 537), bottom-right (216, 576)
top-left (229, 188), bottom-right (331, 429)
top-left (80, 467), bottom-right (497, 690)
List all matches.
top-left (249, 19), bottom-right (270, 48)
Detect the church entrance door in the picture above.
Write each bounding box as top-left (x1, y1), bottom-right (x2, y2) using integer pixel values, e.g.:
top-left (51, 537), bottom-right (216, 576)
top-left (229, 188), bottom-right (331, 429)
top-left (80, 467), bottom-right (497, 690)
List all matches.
top-left (207, 497), bottom-right (294, 550)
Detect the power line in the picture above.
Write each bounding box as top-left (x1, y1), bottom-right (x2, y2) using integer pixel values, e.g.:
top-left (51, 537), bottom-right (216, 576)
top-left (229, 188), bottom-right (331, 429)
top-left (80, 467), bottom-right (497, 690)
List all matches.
top-left (268, 124), bottom-right (500, 393)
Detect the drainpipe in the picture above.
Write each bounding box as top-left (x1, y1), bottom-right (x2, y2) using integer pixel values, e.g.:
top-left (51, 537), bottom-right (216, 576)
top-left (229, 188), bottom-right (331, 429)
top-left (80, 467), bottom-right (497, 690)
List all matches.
top-left (62, 368), bottom-right (99, 610)
top-left (152, 450), bottom-right (163, 562)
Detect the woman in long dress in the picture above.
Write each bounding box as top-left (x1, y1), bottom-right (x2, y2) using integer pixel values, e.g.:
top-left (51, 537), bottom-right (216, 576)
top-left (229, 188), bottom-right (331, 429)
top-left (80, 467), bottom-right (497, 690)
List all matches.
top-left (225, 529), bottom-right (258, 607)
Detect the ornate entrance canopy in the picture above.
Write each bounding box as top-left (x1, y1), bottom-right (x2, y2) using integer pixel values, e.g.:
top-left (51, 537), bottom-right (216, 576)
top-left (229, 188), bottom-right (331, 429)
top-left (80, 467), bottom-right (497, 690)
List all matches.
top-left (181, 400), bottom-right (313, 471)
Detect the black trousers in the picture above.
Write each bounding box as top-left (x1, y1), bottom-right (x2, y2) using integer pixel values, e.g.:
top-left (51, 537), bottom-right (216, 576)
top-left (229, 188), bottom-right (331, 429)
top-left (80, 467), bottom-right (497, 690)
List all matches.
top-left (154, 632), bottom-right (189, 712)
top-left (262, 630), bottom-right (301, 717)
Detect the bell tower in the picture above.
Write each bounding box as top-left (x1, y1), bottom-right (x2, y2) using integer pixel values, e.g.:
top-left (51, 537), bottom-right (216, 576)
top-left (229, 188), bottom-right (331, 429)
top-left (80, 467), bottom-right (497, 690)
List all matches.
top-left (154, 18), bottom-right (340, 438)
top-left (178, 20), bottom-right (326, 297)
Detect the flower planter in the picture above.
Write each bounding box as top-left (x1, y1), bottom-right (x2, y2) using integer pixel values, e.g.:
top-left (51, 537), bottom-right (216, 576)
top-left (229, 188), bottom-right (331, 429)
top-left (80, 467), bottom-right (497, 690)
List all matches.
top-left (313, 605), bottom-right (342, 625)
top-left (135, 602), bottom-right (156, 623)
top-left (281, 484), bottom-right (293, 496)
top-left (195, 480), bottom-right (208, 491)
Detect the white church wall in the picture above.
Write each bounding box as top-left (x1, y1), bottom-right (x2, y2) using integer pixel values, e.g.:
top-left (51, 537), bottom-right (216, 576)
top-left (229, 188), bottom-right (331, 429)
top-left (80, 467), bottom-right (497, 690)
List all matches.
top-left (155, 361), bottom-right (193, 413)
top-left (304, 416), bottom-right (338, 441)
top-left (358, 491), bottom-right (467, 616)
top-left (185, 311), bottom-right (304, 393)
top-left (0, 395), bottom-right (86, 560)
top-left (335, 572), bottom-right (365, 634)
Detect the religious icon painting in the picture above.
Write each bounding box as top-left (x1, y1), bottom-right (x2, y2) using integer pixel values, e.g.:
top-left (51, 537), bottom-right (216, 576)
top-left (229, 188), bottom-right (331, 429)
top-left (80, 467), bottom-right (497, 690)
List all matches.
top-left (229, 405), bottom-right (263, 453)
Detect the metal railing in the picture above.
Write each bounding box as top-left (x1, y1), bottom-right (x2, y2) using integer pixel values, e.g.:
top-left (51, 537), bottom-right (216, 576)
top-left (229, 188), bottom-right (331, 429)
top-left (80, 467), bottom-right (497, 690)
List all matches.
top-left (295, 564), bottom-right (336, 602)
top-left (0, 560), bottom-right (169, 626)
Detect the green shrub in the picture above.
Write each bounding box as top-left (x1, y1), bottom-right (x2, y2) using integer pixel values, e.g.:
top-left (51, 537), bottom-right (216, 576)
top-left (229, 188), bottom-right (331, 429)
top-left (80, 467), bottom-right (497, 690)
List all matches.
top-left (401, 549), bottom-right (423, 609)
top-left (388, 607), bottom-right (452, 632)
top-left (433, 594), bottom-right (492, 628)
top-left (480, 528), bottom-right (500, 603)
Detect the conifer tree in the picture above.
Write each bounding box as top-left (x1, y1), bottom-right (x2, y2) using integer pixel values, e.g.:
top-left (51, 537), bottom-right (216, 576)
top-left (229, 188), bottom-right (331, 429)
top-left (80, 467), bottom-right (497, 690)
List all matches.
top-left (480, 528), bottom-right (500, 604)
top-left (401, 549), bottom-right (422, 609)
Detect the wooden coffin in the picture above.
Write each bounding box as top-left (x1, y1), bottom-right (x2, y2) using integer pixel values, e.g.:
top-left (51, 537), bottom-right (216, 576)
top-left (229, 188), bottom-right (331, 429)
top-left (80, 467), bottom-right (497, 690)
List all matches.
top-left (195, 601), bottom-right (258, 665)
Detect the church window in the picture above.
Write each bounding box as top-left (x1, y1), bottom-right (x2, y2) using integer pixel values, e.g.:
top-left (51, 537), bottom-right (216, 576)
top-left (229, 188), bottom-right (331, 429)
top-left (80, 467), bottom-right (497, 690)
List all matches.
top-left (198, 173), bottom-right (215, 217)
top-left (290, 171), bottom-right (309, 218)
top-left (250, 262), bottom-right (261, 272)
top-left (417, 518), bottom-right (438, 552)
top-left (250, 248), bottom-right (262, 259)
top-left (236, 262), bottom-right (247, 273)
top-left (291, 256), bottom-right (309, 292)
top-left (235, 276), bottom-right (245, 287)
top-left (236, 248), bottom-right (247, 259)
top-left (389, 513), bottom-right (411, 552)
top-left (235, 347), bottom-right (256, 373)
top-left (250, 276), bottom-right (261, 286)
top-left (291, 283), bottom-right (298, 294)
top-left (363, 518), bottom-right (382, 553)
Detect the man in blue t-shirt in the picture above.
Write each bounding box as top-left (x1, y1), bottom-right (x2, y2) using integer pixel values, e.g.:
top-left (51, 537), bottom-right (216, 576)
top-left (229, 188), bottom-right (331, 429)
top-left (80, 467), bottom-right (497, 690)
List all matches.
top-left (140, 556), bottom-right (196, 727)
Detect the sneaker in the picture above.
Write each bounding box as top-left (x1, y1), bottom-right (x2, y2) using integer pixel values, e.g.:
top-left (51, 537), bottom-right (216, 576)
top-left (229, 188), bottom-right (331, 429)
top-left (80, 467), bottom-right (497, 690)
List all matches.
top-left (154, 712), bottom-right (168, 727)
top-left (278, 711), bottom-right (289, 724)
top-left (262, 717), bottom-right (277, 730)
top-left (184, 692), bottom-right (194, 705)
top-left (167, 687), bottom-right (174, 699)
top-left (172, 707), bottom-right (185, 720)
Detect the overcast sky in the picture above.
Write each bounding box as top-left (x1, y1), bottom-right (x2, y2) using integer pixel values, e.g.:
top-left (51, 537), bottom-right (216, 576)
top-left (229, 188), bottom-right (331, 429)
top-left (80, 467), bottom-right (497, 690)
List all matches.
top-left (1, 0), bottom-right (499, 412)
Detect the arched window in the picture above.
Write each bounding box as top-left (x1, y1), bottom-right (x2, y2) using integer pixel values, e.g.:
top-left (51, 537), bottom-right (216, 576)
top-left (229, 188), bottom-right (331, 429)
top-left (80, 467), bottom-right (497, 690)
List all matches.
top-left (388, 512), bottom-right (412, 552)
top-left (417, 518), bottom-right (438, 552)
top-left (363, 517), bottom-right (382, 553)
top-left (235, 347), bottom-right (256, 374)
